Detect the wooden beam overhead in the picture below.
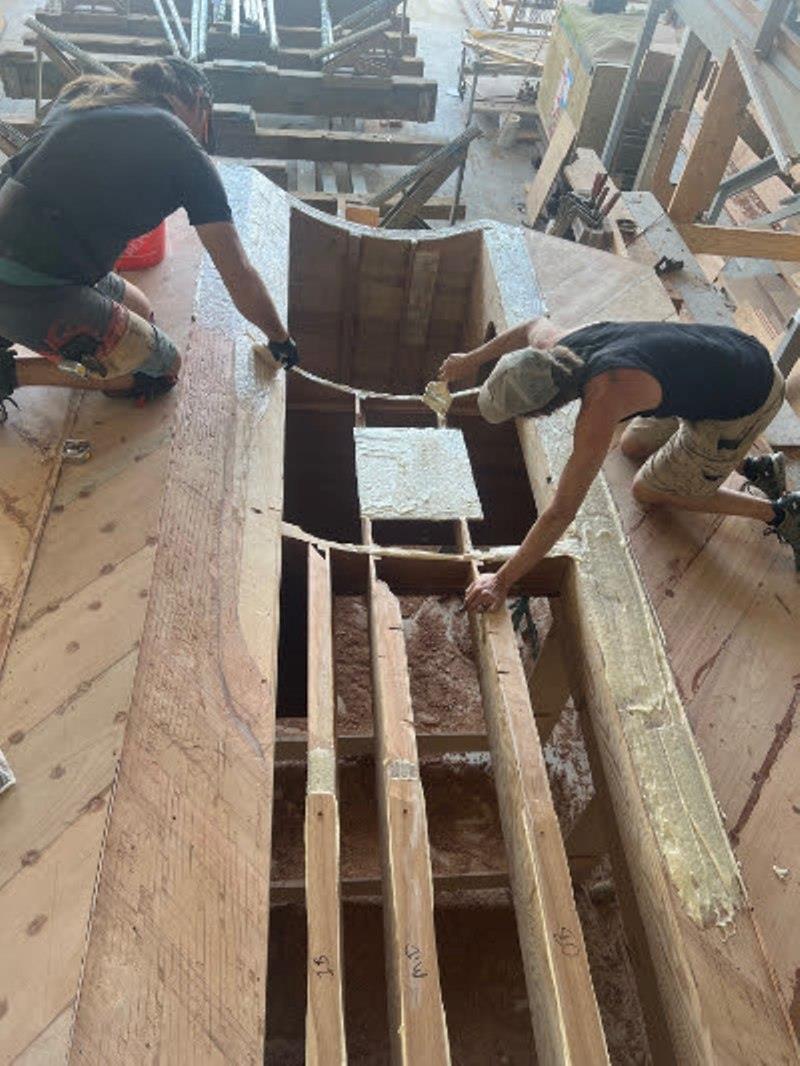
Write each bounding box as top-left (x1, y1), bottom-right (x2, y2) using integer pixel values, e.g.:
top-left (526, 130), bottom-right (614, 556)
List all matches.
top-left (668, 48), bottom-right (749, 223)
top-left (678, 221), bottom-right (800, 260)
top-left (305, 544), bottom-right (347, 1065)
top-left (368, 578), bottom-right (451, 1064)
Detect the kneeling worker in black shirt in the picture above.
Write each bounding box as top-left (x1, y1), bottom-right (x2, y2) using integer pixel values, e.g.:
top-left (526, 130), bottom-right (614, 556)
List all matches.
top-left (438, 318), bottom-right (800, 610)
top-left (0, 57), bottom-right (297, 416)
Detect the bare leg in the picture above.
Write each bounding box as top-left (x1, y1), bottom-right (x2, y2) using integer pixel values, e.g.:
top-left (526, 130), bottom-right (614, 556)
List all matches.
top-left (118, 278), bottom-right (153, 321)
top-left (14, 356), bottom-right (135, 392)
top-left (632, 477), bottom-right (774, 522)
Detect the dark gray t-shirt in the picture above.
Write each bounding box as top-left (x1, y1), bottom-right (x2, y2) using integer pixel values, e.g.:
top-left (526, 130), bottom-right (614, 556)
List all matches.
top-left (562, 320), bottom-right (774, 421)
top-left (0, 102), bottom-right (232, 284)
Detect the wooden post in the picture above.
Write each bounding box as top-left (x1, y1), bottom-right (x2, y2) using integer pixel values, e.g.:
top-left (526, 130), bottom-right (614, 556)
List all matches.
top-left (668, 48), bottom-right (749, 223)
top-left (368, 577), bottom-right (451, 1065)
top-left (305, 543), bottom-right (347, 1065)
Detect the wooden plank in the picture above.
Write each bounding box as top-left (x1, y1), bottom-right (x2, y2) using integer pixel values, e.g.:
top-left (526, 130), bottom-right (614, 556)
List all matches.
top-left (368, 578), bottom-right (450, 1064)
top-left (678, 221), bottom-right (800, 260)
top-left (344, 203), bottom-right (380, 227)
top-left (650, 108), bottom-right (690, 210)
top-left (469, 596), bottom-right (609, 1066)
top-left (69, 171), bottom-right (288, 1062)
top-left (669, 49), bottom-right (749, 223)
top-left (305, 544), bottom-right (347, 1065)
top-left (1, 110), bottom-right (444, 165)
top-left (0, 213), bottom-right (200, 1066)
top-left (525, 110), bottom-right (575, 225)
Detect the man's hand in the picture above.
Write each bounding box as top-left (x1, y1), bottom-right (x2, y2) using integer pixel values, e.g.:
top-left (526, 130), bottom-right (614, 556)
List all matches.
top-left (268, 336), bottom-right (299, 369)
top-left (465, 571), bottom-right (508, 613)
top-left (437, 352), bottom-right (474, 384)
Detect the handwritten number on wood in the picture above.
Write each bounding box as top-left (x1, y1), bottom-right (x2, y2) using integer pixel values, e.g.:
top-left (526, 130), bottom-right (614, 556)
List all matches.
top-left (404, 943), bottom-right (428, 979)
top-left (553, 927), bottom-right (580, 957)
top-left (312, 953), bottom-right (335, 978)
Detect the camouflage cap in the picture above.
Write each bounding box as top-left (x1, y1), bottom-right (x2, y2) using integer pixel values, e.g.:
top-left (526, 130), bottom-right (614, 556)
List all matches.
top-left (477, 347), bottom-right (559, 424)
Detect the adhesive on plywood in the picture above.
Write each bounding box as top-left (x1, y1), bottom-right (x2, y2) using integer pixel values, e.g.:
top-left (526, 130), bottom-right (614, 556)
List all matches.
top-left (354, 427), bottom-right (483, 521)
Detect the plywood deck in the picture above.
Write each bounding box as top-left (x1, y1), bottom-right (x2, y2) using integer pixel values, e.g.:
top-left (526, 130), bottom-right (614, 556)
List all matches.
top-left (0, 213), bottom-right (201, 1062)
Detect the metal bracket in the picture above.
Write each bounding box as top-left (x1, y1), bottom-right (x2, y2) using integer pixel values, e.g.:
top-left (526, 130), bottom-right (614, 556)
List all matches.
top-left (62, 438), bottom-right (92, 463)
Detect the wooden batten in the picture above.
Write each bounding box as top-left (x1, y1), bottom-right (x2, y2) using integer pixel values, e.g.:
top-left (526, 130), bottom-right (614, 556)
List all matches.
top-left (469, 594), bottom-right (609, 1066)
top-left (305, 544), bottom-right (347, 1064)
top-left (367, 577), bottom-right (451, 1065)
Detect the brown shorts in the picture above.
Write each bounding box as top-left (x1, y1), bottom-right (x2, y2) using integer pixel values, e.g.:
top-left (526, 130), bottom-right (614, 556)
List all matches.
top-left (629, 367), bottom-right (785, 497)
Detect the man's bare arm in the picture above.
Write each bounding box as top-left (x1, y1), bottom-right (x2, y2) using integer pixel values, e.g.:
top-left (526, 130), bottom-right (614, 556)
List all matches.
top-left (465, 402), bottom-right (616, 610)
top-left (437, 320), bottom-right (536, 384)
top-left (196, 221), bottom-right (288, 341)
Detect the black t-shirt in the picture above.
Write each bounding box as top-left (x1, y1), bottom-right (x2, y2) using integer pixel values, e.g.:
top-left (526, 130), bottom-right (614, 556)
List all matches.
top-left (0, 102), bottom-right (232, 283)
top-left (561, 321), bottom-right (775, 421)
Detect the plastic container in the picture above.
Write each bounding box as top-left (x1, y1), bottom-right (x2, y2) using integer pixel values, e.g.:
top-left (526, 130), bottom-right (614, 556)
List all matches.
top-left (115, 220), bottom-right (167, 272)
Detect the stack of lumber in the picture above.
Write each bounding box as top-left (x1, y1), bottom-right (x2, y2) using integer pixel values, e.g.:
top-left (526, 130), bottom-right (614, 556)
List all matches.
top-left (0, 0), bottom-right (448, 205)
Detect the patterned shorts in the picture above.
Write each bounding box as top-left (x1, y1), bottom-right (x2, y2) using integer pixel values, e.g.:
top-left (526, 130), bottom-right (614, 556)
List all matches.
top-left (0, 271), bottom-right (178, 379)
top-left (626, 367), bottom-right (786, 497)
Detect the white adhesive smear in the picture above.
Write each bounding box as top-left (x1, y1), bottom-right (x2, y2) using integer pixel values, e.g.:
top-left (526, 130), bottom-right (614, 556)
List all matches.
top-left (354, 427), bottom-right (483, 521)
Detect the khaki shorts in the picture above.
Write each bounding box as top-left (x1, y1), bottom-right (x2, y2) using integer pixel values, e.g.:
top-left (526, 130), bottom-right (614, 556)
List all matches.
top-left (628, 367), bottom-right (785, 497)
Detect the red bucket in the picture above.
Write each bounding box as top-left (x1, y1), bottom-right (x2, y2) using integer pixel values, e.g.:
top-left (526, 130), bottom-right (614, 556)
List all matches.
top-left (115, 220), bottom-right (167, 272)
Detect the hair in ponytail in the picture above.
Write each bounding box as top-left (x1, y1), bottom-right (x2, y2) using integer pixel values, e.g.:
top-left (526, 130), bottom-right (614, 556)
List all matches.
top-left (58, 57), bottom-right (213, 112)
